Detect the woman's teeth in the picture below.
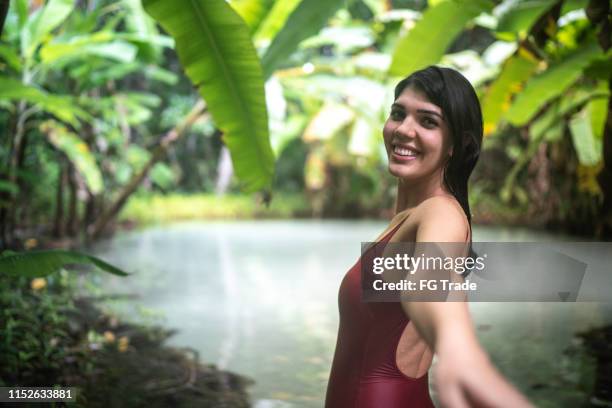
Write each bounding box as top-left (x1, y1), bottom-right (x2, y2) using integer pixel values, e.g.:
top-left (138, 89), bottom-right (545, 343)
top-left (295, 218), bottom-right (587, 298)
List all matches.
top-left (393, 146), bottom-right (418, 157)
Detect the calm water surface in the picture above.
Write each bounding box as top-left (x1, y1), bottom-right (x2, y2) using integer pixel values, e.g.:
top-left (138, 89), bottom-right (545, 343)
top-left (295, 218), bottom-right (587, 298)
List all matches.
top-left (91, 220), bottom-right (611, 407)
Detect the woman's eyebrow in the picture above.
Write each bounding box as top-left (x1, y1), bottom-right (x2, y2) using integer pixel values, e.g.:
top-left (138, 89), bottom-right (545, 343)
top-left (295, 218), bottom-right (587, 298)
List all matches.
top-left (390, 103), bottom-right (443, 119)
top-left (417, 109), bottom-right (443, 119)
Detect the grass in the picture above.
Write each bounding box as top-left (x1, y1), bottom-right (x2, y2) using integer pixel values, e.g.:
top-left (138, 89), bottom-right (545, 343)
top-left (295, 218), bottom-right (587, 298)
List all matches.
top-left (119, 192), bottom-right (312, 225)
top-left (119, 190), bottom-right (541, 228)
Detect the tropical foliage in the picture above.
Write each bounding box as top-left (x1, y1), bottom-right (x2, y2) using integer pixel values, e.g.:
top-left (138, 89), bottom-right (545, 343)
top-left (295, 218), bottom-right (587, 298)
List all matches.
top-left (1, 0), bottom-right (610, 245)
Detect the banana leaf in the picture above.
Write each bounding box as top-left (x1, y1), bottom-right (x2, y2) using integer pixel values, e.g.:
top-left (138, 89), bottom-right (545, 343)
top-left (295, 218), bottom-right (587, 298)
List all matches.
top-left (0, 250), bottom-right (128, 277)
top-left (143, 0), bottom-right (274, 191)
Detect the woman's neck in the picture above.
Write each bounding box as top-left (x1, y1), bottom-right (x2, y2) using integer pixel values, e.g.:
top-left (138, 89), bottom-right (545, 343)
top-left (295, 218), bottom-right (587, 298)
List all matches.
top-left (394, 172), bottom-right (451, 214)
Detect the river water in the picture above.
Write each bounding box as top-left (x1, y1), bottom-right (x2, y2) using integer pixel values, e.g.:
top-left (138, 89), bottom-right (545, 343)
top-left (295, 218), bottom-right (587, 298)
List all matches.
top-left (91, 220), bottom-right (611, 407)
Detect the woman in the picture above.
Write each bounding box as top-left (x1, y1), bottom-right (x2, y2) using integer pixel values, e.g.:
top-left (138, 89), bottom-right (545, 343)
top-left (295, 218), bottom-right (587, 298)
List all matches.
top-left (325, 66), bottom-right (533, 407)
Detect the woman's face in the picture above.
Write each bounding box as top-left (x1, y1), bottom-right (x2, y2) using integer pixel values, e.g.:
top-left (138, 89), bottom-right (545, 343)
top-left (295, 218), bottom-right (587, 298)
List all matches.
top-left (382, 86), bottom-right (453, 182)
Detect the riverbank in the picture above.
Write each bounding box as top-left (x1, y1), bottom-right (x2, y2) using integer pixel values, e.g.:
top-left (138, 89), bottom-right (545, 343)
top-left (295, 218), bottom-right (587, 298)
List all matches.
top-left (0, 269), bottom-right (253, 406)
top-left (118, 193), bottom-right (312, 225)
top-left (118, 192), bottom-right (598, 238)
top-left (119, 191), bottom-right (534, 225)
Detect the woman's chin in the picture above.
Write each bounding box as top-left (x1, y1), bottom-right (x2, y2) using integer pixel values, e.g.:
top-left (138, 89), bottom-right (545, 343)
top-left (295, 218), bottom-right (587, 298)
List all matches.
top-left (388, 163), bottom-right (419, 179)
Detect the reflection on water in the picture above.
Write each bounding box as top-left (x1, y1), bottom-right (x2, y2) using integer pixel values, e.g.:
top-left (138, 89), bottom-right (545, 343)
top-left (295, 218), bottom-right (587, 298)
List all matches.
top-left (91, 220), bottom-right (611, 407)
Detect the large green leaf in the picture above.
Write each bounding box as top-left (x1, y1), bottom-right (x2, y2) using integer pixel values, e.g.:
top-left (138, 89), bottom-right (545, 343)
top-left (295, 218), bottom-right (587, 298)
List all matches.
top-left (560, 0), bottom-right (588, 15)
top-left (20, 0), bottom-right (74, 60)
top-left (231, 0), bottom-right (276, 34)
top-left (14, 0), bottom-right (28, 31)
top-left (495, 0), bottom-right (557, 37)
top-left (557, 84), bottom-right (610, 119)
top-left (481, 47), bottom-right (539, 135)
top-left (389, 0), bottom-right (494, 76)
top-left (83, 61), bottom-right (141, 87)
top-left (0, 44), bottom-right (22, 72)
top-left (0, 250), bottom-right (128, 277)
top-left (589, 81), bottom-right (609, 140)
top-left (504, 42), bottom-right (603, 126)
top-left (40, 32), bottom-right (138, 65)
top-left (116, 32), bottom-right (174, 50)
top-left (40, 120), bottom-right (104, 194)
top-left (253, 0), bottom-right (301, 45)
top-left (142, 65), bottom-right (179, 85)
top-left (570, 108), bottom-right (602, 166)
top-left (584, 54), bottom-right (612, 80)
top-left (529, 100), bottom-right (560, 140)
top-left (0, 76), bottom-right (88, 126)
top-left (529, 84), bottom-right (609, 141)
top-left (303, 101), bottom-right (355, 142)
top-left (123, 0), bottom-right (164, 62)
top-left (501, 84), bottom-right (604, 201)
top-left (260, 0), bottom-right (346, 79)
top-left (144, 0), bottom-right (274, 191)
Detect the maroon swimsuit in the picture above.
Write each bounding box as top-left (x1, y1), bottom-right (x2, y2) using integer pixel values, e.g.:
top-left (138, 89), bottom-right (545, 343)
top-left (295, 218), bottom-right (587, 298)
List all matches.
top-left (325, 219), bottom-right (436, 408)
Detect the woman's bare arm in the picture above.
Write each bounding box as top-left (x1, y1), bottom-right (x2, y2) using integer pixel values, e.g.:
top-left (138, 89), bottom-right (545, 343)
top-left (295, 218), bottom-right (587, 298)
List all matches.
top-left (399, 198), bottom-right (533, 408)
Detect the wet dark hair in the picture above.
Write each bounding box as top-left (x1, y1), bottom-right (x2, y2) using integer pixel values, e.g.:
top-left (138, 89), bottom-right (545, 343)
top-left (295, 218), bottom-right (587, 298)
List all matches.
top-left (393, 65), bottom-right (482, 227)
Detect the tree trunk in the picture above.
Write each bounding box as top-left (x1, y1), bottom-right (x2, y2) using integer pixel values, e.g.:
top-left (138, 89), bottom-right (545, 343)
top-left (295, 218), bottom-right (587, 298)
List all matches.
top-left (87, 100), bottom-right (206, 240)
top-left (67, 165), bottom-right (78, 236)
top-left (215, 145), bottom-right (234, 195)
top-left (5, 101), bottom-right (34, 246)
top-left (0, 104), bottom-right (17, 249)
top-left (597, 82), bottom-right (612, 238)
top-left (53, 162), bottom-right (67, 238)
top-left (82, 191), bottom-right (96, 234)
top-left (0, 0), bottom-right (9, 36)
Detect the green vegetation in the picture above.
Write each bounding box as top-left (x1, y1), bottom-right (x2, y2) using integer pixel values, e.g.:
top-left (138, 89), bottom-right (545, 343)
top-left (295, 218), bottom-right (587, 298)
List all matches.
top-left (0, 249), bottom-right (128, 277)
top-left (119, 193), bottom-right (312, 224)
top-left (143, 0), bottom-right (275, 192)
top-left (0, 272), bottom-right (252, 407)
top-left (1, 0), bottom-right (610, 246)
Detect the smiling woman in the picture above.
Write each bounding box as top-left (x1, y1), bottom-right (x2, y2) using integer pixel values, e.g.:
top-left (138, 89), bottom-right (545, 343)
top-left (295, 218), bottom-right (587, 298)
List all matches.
top-left (325, 66), bottom-right (533, 408)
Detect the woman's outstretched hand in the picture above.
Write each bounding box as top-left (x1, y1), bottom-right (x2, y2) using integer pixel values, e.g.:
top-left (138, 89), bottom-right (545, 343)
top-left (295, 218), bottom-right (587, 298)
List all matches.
top-left (434, 340), bottom-right (534, 408)
top-left (399, 197), bottom-right (535, 408)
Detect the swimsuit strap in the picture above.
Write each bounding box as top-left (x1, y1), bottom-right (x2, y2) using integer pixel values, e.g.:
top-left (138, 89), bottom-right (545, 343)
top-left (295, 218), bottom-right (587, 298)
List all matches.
top-left (382, 196), bottom-right (471, 243)
top-left (379, 212), bottom-right (410, 243)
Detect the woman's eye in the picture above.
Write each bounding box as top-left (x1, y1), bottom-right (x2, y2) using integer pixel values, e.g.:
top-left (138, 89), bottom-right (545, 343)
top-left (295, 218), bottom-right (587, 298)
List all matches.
top-left (422, 117), bottom-right (437, 128)
top-left (390, 111), bottom-right (403, 120)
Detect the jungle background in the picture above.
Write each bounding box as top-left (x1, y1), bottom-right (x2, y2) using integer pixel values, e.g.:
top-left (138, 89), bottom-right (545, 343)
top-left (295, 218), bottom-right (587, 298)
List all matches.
top-left (0, 0), bottom-right (611, 407)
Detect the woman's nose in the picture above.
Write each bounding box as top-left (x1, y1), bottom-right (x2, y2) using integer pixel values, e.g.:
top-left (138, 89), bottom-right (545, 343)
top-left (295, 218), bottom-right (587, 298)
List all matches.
top-left (394, 116), bottom-right (417, 138)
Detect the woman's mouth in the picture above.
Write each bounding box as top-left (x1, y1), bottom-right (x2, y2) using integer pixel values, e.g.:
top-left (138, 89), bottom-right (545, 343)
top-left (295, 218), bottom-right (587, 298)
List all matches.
top-left (391, 145), bottom-right (420, 161)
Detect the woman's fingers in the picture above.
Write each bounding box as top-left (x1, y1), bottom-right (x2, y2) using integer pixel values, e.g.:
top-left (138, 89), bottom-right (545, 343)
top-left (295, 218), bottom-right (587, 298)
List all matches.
top-left (436, 365), bottom-right (534, 408)
top-left (438, 384), bottom-right (470, 408)
top-left (462, 373), bottom-right (534, 408)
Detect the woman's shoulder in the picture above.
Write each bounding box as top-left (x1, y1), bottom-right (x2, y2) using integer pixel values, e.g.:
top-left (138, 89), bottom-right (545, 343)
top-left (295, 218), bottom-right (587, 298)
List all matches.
top-left (407, 195), bottom-right (469, 241)
top-left (414, 195), bottom-right (464, 216)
